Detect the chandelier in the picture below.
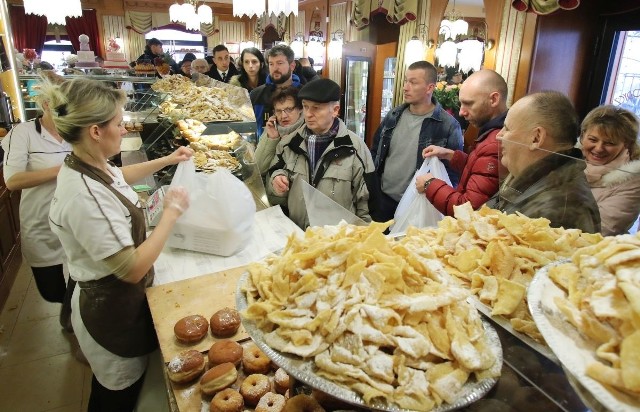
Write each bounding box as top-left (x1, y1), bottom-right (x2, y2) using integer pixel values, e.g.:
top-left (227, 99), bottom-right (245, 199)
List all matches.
top-left (439, 0), bottom-right (468, 40)
top-left (233, 0), bottom-right (298, 18)
top-left (170, 0), bottom-right (213, 31)
top-left (23, 0), bottom-right (82, 25)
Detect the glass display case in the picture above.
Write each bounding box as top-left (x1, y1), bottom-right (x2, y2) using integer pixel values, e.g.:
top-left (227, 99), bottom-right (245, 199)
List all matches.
top-left (17, 74), bottom-right (158, 121)
top-left (343, 57), bottom-right (370, 140)
top-left (381, 57), bottom-right (397, 120)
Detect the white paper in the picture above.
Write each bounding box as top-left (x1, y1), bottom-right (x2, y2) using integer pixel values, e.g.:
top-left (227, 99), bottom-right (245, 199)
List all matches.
top-left (152, 206), bottom-right (303, 285)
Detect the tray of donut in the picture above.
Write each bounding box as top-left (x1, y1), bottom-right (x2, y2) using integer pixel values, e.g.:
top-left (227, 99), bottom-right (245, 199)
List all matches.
top-left (167, 309), bottom-right (359, 412)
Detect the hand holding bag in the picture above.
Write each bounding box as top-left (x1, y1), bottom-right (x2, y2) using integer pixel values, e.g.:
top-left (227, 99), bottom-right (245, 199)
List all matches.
top-left (390, 157), bottom-right (452, 234)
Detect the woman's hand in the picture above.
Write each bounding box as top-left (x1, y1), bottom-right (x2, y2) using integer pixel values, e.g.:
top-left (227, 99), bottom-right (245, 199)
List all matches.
top-left (265, 116), bottom-right (280, 139)
top-left (163, 186), bottom-right (190, 216)
top-left (422, 145), bottom-right (454, 161)
top-left (165, 146), bottom-right (193, 165)
top-left (416, 173), bottom-right (435, 194)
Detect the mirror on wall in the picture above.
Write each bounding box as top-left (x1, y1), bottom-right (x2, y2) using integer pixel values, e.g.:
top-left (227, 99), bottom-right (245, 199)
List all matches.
top-left (435, 0), bottom-right (488, 83)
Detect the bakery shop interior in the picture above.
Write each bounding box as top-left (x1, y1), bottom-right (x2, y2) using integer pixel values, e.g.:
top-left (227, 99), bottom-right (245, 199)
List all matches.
top-left (1, 0), bottom-right (640, 411)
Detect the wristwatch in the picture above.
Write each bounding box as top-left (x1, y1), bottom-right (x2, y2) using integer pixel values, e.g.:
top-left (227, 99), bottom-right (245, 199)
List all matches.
top-left (423, 177), bottom-right (436, 192)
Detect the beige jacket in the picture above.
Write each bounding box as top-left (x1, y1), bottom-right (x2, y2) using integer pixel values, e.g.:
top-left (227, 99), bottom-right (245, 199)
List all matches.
top-left (266, 120), bottom-right (376, 228)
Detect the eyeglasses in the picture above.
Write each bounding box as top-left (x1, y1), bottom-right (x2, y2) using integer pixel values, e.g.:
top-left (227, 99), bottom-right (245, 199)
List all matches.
top-left (275, 107), bottom-right (297, 116)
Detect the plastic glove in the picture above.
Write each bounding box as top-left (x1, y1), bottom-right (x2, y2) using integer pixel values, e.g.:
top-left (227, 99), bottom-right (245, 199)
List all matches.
top-left (163, 185), bottom-right (189, 215)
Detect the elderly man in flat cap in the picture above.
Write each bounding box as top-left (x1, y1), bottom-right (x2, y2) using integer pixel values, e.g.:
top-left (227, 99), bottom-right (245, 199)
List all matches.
top-left (266, 78), bottom-right (378, 228)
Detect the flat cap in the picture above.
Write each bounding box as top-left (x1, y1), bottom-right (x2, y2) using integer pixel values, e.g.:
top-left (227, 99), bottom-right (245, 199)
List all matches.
top-left (298, 78), bottom-right (341, 103)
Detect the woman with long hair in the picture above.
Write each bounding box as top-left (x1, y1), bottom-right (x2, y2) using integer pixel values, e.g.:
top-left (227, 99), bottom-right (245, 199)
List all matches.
top-left (229, 47), bottom-right (267, 92)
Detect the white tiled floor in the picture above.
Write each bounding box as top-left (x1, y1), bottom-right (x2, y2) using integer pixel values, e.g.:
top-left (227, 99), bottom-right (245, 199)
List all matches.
top-left (0, 262), bottom-right (170, 412)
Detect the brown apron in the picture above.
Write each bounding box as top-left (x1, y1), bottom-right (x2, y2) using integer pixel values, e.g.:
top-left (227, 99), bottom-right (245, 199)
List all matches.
top-left (65, 153), bottom-right (158, 358)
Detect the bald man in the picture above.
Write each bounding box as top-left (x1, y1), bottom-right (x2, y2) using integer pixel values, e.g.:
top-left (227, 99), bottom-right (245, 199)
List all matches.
top-left (415, 69), bottom-right (508, 216)
top-left (486, 91), bottom-right (600, 232)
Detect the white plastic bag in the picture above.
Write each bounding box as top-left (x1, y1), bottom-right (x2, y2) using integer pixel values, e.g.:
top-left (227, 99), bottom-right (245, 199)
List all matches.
top-left (167, 159), bottom-right (255, 256)
top-left (390, 157), bottom-right (451, 234)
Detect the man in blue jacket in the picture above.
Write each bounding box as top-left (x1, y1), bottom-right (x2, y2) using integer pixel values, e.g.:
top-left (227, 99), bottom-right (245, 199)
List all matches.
top-left (370, 60), bottom-right (464, 222)
top-left (250, 45), bottom-right (303, 137)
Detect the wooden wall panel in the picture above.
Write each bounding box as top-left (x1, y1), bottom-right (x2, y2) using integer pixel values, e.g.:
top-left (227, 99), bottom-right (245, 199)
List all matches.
top-left (526, 2), bottom-right (600, 116)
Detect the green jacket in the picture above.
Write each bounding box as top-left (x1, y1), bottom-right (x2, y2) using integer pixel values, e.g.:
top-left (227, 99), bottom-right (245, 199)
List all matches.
top-left (266, 120), bottom-right (376, 228)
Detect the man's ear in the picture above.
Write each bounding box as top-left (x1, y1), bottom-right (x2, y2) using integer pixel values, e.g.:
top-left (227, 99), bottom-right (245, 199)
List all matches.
top-left (530, 126), bottom-right (546, 150)
top-left (488, 91), bottom-right (500, 108)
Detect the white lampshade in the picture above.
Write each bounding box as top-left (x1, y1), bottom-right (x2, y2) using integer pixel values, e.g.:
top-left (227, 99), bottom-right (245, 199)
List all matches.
top-left (328, 38), bottom-right (343, 60)
top-left (435, 40), bottom-right (458, 68)
top-left (439, 20), bottom-right (454, 40)
top-left (198, 5), bottom-right (213, 24)
top-left (169, 3), bottom-right (183, 23)
top-left (452, 19), bottom-right (469, 38)
top-left (233, 0), bottom-right (266, 17)
top-left (404, 37), bottom-right (424, 66)
top-left (181, 3), bottom-right (195, 20)
top-left (268, 0), bottom-right (298, 16)
top-left (458, 39), bottom-right (484, 73)
top-left (24, 0), bottom-right (82, 25)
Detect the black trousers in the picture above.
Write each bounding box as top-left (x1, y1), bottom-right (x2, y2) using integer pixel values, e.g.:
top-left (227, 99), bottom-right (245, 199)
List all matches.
top-left (87, 373), bottom-right (145, 412)
top-left (371, 191), bottom-right (399, 223)
top-left (31, 265), bottom-right (76, 331)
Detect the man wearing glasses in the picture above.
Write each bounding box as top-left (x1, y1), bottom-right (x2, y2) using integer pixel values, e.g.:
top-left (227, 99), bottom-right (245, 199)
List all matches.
top-left (250, 45), bottom-right (303, 137)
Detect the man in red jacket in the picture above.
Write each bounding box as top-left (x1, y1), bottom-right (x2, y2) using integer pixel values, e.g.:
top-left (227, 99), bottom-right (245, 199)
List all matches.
top-left (415, 69), bottom-right (508, 216)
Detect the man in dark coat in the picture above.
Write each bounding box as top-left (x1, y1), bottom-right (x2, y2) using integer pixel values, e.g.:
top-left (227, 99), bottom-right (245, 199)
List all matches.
top-left (207, 44), bottom-right (238, 83)
top-left (485, 91), bottom-right (600, 233)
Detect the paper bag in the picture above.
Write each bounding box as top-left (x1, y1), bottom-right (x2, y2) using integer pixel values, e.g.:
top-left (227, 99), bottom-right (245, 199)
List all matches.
top-left (167, 159), bottom-right (255, 256)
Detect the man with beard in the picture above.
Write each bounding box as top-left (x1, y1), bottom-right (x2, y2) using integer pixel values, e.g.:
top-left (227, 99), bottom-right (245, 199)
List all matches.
top-left (370, 60), bottom-right (463, 222)
top-left (250, 45), bottom-right (303, 137)
top-left (415, 69), bottom-right (507, 216)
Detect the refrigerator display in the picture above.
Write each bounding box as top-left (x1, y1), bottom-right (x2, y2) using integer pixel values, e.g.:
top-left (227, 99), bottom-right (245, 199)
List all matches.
top-left (381, 57), bottom-right (397, 120)
top-left (343, 57), bottom-right (370, 140)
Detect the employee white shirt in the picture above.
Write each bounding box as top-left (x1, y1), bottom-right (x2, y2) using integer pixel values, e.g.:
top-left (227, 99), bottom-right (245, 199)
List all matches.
top-left (50, 163), bottom-right (147, 390)
top-left (1, 118), bottom-right (71, 266)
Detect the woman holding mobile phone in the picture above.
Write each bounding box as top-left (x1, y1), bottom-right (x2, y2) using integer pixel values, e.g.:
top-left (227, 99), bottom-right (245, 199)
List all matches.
top-left (255, 86), bottom-right (304, 175)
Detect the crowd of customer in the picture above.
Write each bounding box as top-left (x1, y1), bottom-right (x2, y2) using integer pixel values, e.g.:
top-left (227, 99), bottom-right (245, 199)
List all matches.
top-left (2, 36), bottom-right (639, 412)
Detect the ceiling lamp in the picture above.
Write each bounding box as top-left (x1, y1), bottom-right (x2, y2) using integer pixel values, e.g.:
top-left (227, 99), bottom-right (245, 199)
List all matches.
top-left (233, 0), bottom-right (297, 18)
top-left (404, 23), bottom-right (428, 66)
top-left (169, 1), bottom-right (213, 30)
top-left (457, 39), bottom-right (484, 73)
top-left (23, 0), bottom-right (82, 25)
top-left (439, 0), bottom-right (468, 40)
top-left (435, 40), bottom-right (458, 68)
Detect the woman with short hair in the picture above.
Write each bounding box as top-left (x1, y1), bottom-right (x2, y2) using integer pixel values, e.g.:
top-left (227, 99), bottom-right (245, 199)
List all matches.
top-left (580, 105), bottom-right (640, 235)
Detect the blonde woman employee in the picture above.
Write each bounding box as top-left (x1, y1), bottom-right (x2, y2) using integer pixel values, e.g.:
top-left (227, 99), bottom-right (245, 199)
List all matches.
top-left (43, 77), bottom-right (191, 411)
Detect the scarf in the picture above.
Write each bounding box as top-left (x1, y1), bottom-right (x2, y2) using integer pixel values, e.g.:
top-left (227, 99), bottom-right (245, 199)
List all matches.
top-left (306, 118), bottom-right (340, 174)
top-left (276, 116), bottom-right (304, 138)
top-left (583, 149), bottom-right (630, 185)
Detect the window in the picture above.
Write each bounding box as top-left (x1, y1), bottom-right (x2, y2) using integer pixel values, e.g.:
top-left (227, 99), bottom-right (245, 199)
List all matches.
top-left (41, 39), bottom-right (74, 69)
top-left (145, 29), bottom-right (206, 62)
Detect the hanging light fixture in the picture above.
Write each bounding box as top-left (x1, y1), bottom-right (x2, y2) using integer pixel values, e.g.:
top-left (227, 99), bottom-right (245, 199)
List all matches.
top-left (233, 0), bottom-right (297, 18)
top-left (457, 39), bottom-right (484, 73)
top-left (328, 30), bottom-right (344, 60)
top-left (439, 0), bottom-right (468, 40)
top-left (169, 0), bottom-right (213, 30)
top-left (435, 40), bottom-right (458, 68)
top-left (404, 23), bottom-right (429, 66)
top-left (23, 0), bottom-right (82, 25)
